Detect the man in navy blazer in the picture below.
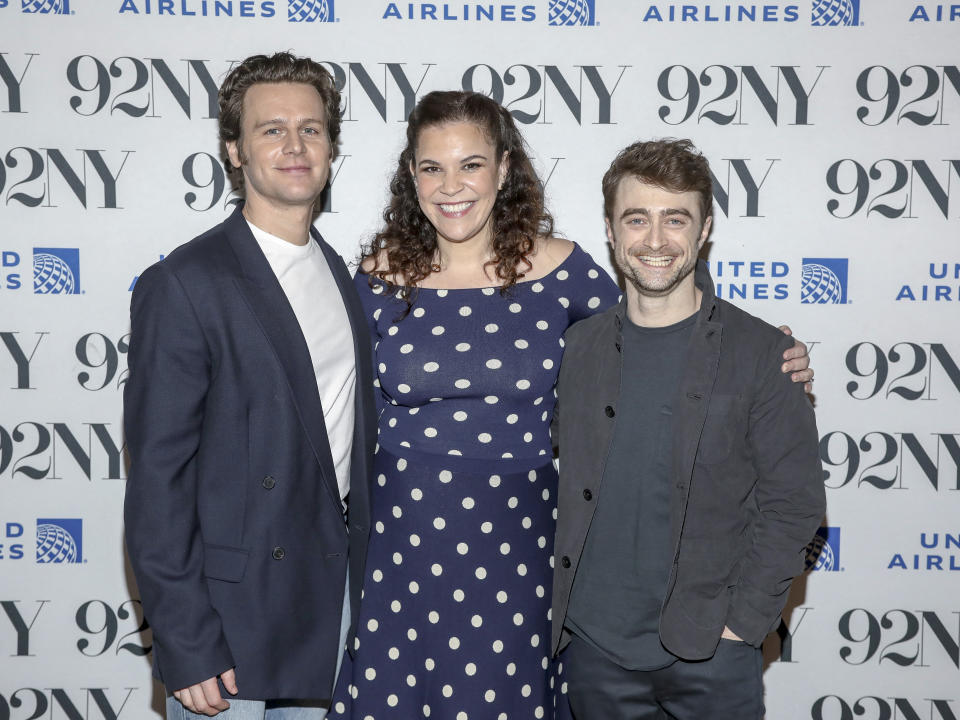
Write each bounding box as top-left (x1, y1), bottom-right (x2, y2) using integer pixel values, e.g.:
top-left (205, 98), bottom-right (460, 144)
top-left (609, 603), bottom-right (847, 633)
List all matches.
top-left (124, 53), bottom-right (375, 718)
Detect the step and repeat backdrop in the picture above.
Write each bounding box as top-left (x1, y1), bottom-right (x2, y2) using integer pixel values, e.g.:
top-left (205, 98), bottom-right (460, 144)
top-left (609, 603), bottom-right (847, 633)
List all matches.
top-left (1, 0), bottom-right (958, 718)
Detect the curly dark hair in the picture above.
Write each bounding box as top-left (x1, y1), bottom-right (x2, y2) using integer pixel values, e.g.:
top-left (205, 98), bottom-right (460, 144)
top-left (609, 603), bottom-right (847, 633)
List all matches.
top-left (364, 91), bottom-right (554, 299)
top-left (218, 52), bottom-right (341, 172)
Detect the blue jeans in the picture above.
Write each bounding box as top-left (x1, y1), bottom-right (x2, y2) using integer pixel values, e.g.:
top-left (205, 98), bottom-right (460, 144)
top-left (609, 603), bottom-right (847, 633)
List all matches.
top-left (166, 577), bottom-right (351, 720)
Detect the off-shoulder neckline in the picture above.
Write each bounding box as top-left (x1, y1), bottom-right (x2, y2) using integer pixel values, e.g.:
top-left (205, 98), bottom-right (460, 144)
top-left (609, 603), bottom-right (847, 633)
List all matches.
top-left (359, 242), bottom-right (587, 293)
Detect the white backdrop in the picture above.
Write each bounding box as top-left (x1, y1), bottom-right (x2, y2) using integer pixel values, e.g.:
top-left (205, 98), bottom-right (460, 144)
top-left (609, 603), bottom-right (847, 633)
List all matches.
top-left (1, 0), bottom-right (958, 718)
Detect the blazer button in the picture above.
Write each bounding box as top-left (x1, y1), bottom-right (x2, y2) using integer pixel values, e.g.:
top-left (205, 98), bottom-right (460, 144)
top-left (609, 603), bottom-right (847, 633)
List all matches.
top-left (272, 546), bottom-right (285, 560)
top-left (582, 489), bottom-right (593, 501)
top-left (262, 475), bottom-right (276, 490)
top-left (561, 555), bottom-right (571, 568)
top-left (604, 405), bottom-right (615, 418)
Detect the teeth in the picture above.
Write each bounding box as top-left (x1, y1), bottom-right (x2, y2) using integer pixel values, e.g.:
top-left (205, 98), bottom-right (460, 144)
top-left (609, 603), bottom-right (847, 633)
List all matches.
top-left (440, 201), bottom-right (473, 213)
top-left (639, 256), bottom-right (674, 266)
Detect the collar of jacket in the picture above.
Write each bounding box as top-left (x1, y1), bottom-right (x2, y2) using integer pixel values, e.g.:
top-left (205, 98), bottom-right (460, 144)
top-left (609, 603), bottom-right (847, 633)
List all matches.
top-left (613, 259), bottom-right (720, 352)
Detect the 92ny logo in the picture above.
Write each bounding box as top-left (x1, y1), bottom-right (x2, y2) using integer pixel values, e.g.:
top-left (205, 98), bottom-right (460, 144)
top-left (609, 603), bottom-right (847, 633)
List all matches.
top-left (857, 65), bottom-right (960, 126)
top-left (0, 422), bottom-right (125, 481)
top-left (657, 64), bottom-right (827, 126)
top-left (844, 342), bottom-right (960, 400)
top-left (2, 331), bottom-right (130, 391)
top-left (826, 159), bottom-right (960, 219)
top-left (0, 688), bottom-right (139, 720)
top-left (819, 430), bottom-right (960, 491)
top-left (0, 147), bottom-right (132, 209)
top-left (1, 598), bottom-right (151, 657)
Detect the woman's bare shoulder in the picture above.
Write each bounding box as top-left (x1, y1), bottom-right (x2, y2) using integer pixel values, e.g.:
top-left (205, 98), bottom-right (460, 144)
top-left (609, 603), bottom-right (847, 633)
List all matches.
top-left (524, 237), bottom-right (576, 280)
top-left (360, 249), bottom-right (390, 275)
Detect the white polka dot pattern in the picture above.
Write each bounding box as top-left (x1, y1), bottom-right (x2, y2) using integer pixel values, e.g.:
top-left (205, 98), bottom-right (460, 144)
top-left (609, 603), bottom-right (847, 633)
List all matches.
top-left (358, 246), bottom-right (619, 463)
top-left (332, 246), bottom-right (619, 719)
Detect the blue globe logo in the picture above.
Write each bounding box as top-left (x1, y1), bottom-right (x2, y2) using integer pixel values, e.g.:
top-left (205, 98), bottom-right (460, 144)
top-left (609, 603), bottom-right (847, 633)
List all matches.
top-left (812, 0), bottom-right (857, 26)
top-left (548, 0), bottom-right (594, 25)
top-left (288, 0), bottom-right (331, 21)
top-left (37, 523), bottom-right (79, 563)
top-left (33, 253), bottom-right (76, 294)
top-left (801, 263), bottom-right (844, 304)
top-left (805, 534), bottom-right (835, 571)
top-left (22, 0), bottom-right (67, 13)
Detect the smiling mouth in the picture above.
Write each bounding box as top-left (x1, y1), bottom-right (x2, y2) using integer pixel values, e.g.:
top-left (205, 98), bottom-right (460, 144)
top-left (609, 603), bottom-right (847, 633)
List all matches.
top-left (636, 255), bottom-right (677, 268)
top-left (438, 201), bottom-right (475, 217)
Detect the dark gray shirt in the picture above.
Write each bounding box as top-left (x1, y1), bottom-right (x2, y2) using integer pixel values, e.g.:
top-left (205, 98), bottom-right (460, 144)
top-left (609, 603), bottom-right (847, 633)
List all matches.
top-left (565, 311), bottom-right (696, 670)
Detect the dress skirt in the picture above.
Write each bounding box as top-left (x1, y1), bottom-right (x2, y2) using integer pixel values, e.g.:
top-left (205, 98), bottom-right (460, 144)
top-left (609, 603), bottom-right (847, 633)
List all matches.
top-left (331, 445), bottom-right (572, 720)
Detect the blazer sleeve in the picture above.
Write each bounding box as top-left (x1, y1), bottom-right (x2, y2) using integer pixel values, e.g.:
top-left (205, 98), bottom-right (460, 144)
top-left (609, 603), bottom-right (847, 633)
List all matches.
top-left (725, 332), bottom-right (826, 645)
top-left (123, 262), bottom-right (235, 691)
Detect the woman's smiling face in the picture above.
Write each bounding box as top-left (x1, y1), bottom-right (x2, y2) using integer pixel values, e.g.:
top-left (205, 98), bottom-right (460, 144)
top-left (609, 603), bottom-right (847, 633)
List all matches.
top-left (411, 121), bottom-right (508, 248)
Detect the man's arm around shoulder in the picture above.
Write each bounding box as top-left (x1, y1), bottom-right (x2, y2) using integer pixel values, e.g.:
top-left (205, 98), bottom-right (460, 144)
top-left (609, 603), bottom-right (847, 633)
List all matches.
top-left (725, 328), bottom-right (825, 646)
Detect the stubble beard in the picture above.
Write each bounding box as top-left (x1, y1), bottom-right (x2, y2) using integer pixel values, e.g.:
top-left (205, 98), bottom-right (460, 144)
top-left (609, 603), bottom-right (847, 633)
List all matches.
top-left (622, 254), bottom-right (697, 298)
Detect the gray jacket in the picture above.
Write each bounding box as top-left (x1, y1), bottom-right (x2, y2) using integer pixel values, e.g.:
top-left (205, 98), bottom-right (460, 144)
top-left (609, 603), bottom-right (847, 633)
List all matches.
top-left (551, 260), bottom-right (825, 660)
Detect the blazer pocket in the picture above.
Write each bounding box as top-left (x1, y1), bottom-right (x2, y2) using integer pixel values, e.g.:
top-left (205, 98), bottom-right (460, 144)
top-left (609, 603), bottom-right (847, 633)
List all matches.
top-left (696, 394), bottom-right (741, 465)
top-left (203, 543), bottom-right (250, 583)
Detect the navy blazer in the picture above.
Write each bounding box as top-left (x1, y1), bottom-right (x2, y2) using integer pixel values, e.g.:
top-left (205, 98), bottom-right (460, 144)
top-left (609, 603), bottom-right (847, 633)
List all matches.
top-left (123, 205), bottom-right (375, 700)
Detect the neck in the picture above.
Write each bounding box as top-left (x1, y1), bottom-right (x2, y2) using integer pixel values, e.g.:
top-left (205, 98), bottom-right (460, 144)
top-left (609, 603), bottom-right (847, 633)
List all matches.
top-left (625, 275), bottom-right (701, 328)
top-left (242, 197), bottom-right (314, 246)
top-left (435, 233), bottom-right (495, 272)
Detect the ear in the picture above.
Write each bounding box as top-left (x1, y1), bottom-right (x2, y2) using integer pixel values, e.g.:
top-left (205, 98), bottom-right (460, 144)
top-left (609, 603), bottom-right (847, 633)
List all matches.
top-left (226, 139), bottom-right (242, 170)
top-left (697, 215), bottom-right (712, 251)
top-left (605, 217), bottom-right (615, 247)
top-left (409, 160), bottom-right (417, 186)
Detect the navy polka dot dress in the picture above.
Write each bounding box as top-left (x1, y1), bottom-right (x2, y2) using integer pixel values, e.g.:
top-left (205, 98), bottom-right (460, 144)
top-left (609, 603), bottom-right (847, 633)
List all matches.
top-left (331, 245), bottom-right (620, 720)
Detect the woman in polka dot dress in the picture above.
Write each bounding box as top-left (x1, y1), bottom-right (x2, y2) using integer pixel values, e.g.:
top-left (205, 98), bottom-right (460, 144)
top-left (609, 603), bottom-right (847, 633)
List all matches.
top-left (329, 91), bottom-right (620, 720)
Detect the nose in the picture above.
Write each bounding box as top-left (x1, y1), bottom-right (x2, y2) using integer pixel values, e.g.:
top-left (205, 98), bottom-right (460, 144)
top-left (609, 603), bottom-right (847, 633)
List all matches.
top-left (283, 130), bottom-right (305, 155)
top-left (645, 222), bottom-right (667, 251)
top-left (440, 171), bottom-right (463, 196)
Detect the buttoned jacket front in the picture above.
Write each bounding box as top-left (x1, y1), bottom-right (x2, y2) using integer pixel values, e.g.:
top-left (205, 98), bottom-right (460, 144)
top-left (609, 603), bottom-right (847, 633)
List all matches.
top-left (124, 205), bottom-right (376, 699)
top-left (551, 261), bottom-right (824, 660)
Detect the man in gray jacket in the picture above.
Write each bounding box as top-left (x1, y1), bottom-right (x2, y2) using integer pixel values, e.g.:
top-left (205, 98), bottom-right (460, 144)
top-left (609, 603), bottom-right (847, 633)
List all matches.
top-left (551, 139), bottom-right (825, 719)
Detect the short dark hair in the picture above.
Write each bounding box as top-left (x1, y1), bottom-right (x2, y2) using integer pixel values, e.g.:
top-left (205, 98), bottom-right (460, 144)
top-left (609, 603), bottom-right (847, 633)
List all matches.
top-left (602, 139), bottom-right (713, 223)
top-left (218, 52), bottom-right (341, 171)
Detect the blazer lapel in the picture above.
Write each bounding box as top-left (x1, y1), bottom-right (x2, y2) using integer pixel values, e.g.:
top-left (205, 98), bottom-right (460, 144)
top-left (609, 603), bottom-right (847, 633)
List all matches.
top-left (224, 207), bottom-right (344, 511)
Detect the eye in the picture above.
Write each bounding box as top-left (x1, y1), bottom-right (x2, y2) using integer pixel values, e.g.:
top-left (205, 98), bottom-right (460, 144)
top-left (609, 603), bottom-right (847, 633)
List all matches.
top-left (264, 127), bottom-right (281, 135)
top-left (462, 162), bottom-right (483, 171)
top-left (302, 126), bottom-right (321, 135)
top-left (420, 166), bottom-right (441, 174)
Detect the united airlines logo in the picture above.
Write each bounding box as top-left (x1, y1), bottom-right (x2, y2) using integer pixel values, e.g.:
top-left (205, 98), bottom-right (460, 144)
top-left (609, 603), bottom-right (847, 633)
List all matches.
top-left (805, 526), bottom-right (841, 572)
top-left (289, 0), bottom-right (334, 21)
top-left (801, 258), bottom-right (848, 304)
top-left (811, 0), bottom-right (860, 25)
top-left (33, 248), bottom-right (81, 295)
top-left (548, 0), bottom-right (595, 25)
top-left (36, 519), bottom-right (83, 564)
top-left (21, 0), bottom-right (71, 13)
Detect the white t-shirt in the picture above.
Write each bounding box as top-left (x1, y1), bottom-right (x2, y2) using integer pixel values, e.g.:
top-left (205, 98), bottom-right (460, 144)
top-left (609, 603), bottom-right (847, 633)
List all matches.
top-left (248, 220), bottom-right (356, 505)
